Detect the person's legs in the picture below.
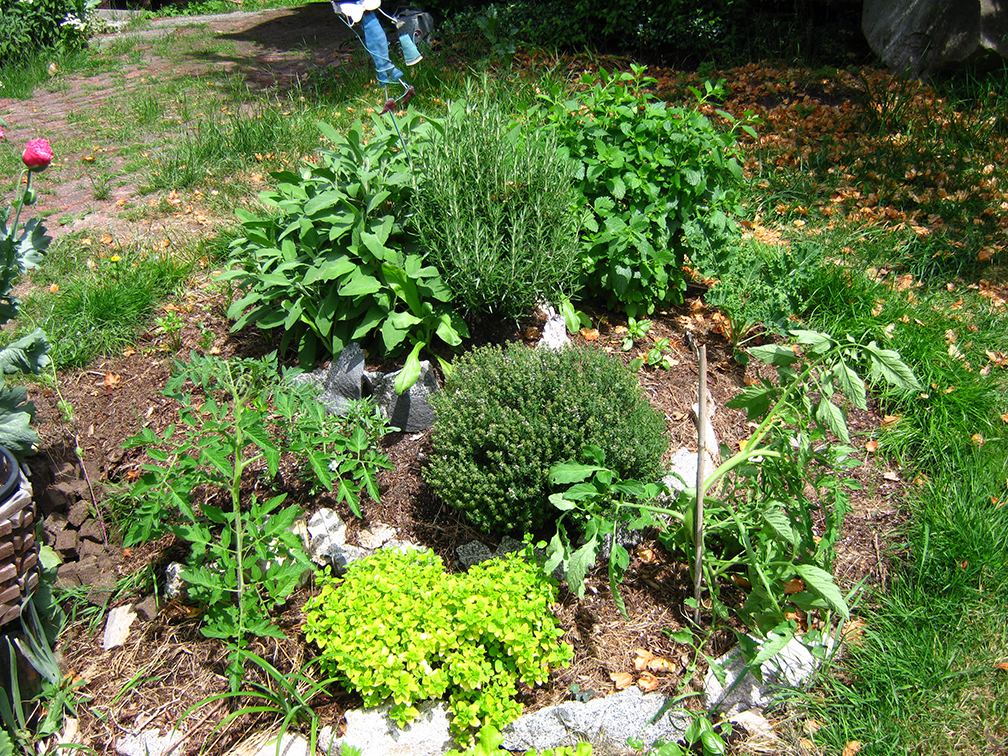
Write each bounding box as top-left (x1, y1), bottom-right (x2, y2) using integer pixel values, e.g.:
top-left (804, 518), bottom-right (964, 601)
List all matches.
top-left (361, 10), bottom-right (403, 85)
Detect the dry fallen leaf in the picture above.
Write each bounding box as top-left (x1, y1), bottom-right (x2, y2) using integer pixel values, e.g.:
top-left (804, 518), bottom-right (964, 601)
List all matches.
top-left (637, 672), bottom-right (660, 692)
top-left (842, 741), bottom-right (862, 756)
top-left (997, 661), bottom-right (1008, 672)
top-left (580, 328), bottom-right (600, 341)
top-left (882, 415), bottom-right (900, 427)
top-left (646, 656), bottom-right (676, 674)
top-left (841, 618), bottom-right (866, 647)
top-left (1001, 412), bottom-right (1008, 424)
top-left (731, 574), bottom-right (752, 588)
top-left (610, 672), bottom-right (634, 690)
top-left (883, 471), bottom-right (900, 482)
top-left (783, 577), bottom-right (806, 595)
top-left (633, 649), bottom-right (655, 672)
top-left (49, 283), bottom-right (59, 293)
top-left (103, 372), bottom-right (120, 388)
top-left (865, 439), bottom-right (879, 453)
top-left (637, 547), bottom-right (657, 564)
top-left (972, 433), bottom-right (985, 446)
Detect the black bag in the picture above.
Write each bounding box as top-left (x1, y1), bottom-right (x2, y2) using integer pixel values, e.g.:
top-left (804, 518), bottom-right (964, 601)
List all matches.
top-left (392, 8), bottom-right (434, 45)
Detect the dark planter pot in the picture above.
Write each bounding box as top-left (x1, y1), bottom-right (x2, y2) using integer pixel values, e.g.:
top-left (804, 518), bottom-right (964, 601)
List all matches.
top-left (0, 444), bottom-right (39, 628)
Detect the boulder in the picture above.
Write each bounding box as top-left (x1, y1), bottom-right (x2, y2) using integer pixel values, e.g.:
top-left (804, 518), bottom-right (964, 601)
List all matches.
top-left (863, 0), bottom-right (1008, 75)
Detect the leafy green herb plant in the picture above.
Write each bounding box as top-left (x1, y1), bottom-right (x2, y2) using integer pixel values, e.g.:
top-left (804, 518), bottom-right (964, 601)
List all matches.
top-left (534, 67), bottom-right (754, 317)
top-left (622, 317), bottom-right (652, 352)
top-left (411, 85), bottom-right (583, 320)
top-left (223, 115), bottom-right (468, 392)
top-left (426, 342), bottom-right (667, 534)
top-left (303, 545), bottom-right (571, 743)
top-left (124, 352), bottom-right (390, 690)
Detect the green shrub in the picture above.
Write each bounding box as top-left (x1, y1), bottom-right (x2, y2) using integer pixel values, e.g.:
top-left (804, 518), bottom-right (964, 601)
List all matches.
top-left (303, 546), bottom-right (571, 742)
top-left (0, 0), bottom-right (95, 65)
top-left (704, 238), bottom-right (823, 356)
top-left (223, 115), bottom-right (468, 381)
top-left (534, 66), bottom-right (751, 317)
top-left (426, 343), bottom-right (668, 534)
top-left (411, 87), bottom-right (583, 320)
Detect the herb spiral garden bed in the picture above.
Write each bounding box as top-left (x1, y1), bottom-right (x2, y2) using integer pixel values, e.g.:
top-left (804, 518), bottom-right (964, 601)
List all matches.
top-left (18, 283), bottom-right (906, 755)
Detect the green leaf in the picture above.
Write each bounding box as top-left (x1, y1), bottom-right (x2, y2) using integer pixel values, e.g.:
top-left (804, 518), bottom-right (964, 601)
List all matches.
top-left (762, 507), bottom-right (797, 547)
top-left (302, 256), bottom-right (356, 286)
top-left (339, 271), bottom-right (383, 297)
top-left (793, 564), bottom-right (850, 620)
top-left (831, 360), bottom-right (867, 411)
top-left (814, 397), bottom-right (849, 444)
top-left (865, 341), bottom-right (922, 391)
top-left (549, 461), bottom-right (606, 485)
top-left (748, 344), bottom-right (798, 367)
top-left (0, 328), bottom-right (50, 374)
top-left (394, 342), bottom-right (423, 395)
top-left (790, 329), bottom-right (834, 354)
top-left (566, 524), bottom-right (599, 600)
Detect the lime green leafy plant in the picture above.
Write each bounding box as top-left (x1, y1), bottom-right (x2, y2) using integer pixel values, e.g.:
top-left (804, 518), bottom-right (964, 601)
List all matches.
top-left (303, 546), bottom-right (572, 743)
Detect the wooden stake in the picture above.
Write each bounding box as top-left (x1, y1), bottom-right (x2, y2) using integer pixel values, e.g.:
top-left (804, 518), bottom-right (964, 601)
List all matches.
top-left (693, 345), bottom-right (707, 625)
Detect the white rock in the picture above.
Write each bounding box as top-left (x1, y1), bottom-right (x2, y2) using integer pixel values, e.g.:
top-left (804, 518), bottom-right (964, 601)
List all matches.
top-left (329, 698), bottom-right (455, 756)
top-left (359, 523), bottom-right (397, 550)
top-left (115, 729), bottom-right (185, 756)
top-left (537, 314), bottom-right (570, 351)
top-left (102, 604), bottom-right (137, 650)
top-left (704, 635), bottom-right (833, 715)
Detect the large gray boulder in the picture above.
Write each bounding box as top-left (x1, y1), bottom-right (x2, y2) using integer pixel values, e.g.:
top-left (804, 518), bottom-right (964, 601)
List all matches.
top-left (863, 0), bottom-right (1008, 75)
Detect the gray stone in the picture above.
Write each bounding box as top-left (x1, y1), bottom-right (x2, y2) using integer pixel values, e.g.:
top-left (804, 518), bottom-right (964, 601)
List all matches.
top-left (329, 697), bottom-right (455, 756)
top-left (322, 342), bottom-right (368, 415)
top-left (494, 535), bottom-right (525, 557)
top-left (369, 360), bottom-right (440, 433)
top-left (863, 0), bottom-right (1008, 76)
top-left (77, 539), bottom-right (108, 560)
top-left (456, 540), bottom-right (493, 569)
top-left (703, 635), bottom-right (832, 715)
top-left (134, 595), bottom-right (159, 622)
top-left (164, 562), bottom-right (187, 601)
top-left (103, 604), bottom-right (137, 650)
top-left (115, 728), bottom-right (185, 756)
top-left (502, 685), bottom-right (690, 752)
top-left (78, 518), bottom-right (105, 544)
top-left (54, 527), bottom-right (79, 555)
top-left (663, 448), bottom-right (699, 496)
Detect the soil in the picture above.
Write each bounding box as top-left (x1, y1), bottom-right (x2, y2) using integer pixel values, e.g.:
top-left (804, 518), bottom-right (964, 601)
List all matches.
top-left (3, 9), bottom-right (909, 754)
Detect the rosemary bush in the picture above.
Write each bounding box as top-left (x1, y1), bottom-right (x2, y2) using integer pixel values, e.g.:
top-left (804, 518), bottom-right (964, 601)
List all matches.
top-left (411, 86), bottom-right (583, 320)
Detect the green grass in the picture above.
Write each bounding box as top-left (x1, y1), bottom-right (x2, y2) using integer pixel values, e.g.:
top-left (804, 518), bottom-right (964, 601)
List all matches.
top-left (13, 236), bottom-right (196, 369)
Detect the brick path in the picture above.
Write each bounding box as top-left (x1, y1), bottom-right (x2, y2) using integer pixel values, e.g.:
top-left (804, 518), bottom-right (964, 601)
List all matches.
top-left (1, 4), bottom-right (356, 245)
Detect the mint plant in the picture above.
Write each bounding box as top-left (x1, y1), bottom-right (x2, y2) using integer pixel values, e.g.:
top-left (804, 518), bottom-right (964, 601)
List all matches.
top-left (548, 330), bottom-right (921, 655)
top-left (124, 352), bottom-right (391, 690)
top-left (223, 115), bottom-right (468, 391)
top-left (534, 67), bottom-right (754, 317)
top-left (303, 546), bottom-right (571, 743)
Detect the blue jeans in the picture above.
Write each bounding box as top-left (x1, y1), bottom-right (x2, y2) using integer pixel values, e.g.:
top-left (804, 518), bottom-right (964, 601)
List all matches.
top-left (362, 11), bottom-right (421, 85)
